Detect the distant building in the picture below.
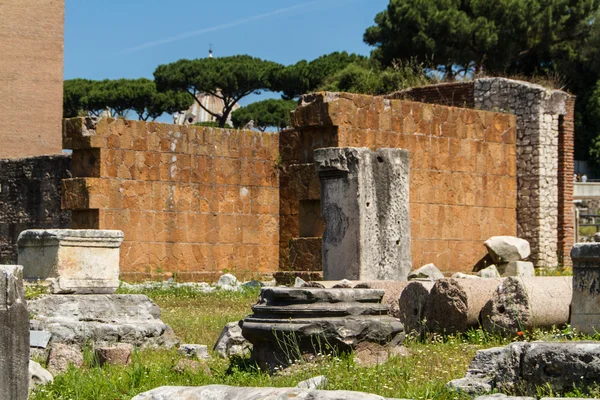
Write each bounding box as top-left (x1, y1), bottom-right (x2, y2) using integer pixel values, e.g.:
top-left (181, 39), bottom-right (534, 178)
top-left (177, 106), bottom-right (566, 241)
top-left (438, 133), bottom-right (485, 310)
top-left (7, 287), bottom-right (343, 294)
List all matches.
top-left (173, 90), bottom-right (240, 126)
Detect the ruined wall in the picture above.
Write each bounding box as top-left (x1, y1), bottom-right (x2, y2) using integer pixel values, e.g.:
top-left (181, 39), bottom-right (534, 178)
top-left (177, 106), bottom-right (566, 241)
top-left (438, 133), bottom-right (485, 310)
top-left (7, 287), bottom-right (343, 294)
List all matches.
top-left (62, 118), bottom-right (279, 281)
top-left (396, 78), bottom-right (574, 268)
top-left (0, 155), bottom-right (72, 264)
top-left (279, 92), bottom-right (517, 278)
top-left (0, 0), bottom-right (64, 158)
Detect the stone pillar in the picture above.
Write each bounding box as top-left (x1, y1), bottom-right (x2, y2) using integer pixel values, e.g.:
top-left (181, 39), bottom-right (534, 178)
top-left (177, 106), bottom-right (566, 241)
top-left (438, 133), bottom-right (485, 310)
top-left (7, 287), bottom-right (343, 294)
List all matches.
top-left (18, 229), bottom-right (124, 294)
top-left (570, 243), bottom-right (600, 334)
top-left (0, 265), bottom-right (29, 400)
top-left (314, 147), bottom-right (411, 281)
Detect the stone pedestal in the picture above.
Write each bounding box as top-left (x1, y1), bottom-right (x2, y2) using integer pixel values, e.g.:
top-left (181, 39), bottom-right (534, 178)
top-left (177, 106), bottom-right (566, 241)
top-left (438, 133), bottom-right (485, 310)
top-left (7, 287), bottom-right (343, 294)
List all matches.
top-left (242, 287), bottom-right (404, 370)
top-left (570, 243), bottom-right (600, 334)
top-left (18, 229), bottom-right (124, 294)
top-left (314, 148), bottom-right (411, 281)
top-left (0, 265), bottom-right (29, 400)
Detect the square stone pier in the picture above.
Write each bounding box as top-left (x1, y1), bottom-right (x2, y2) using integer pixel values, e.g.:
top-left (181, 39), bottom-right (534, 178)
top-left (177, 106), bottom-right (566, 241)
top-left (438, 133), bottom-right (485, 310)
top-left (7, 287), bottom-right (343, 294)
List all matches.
top-left (570, 242), bottom-right (600, 334)
top-left (314, 147), bottom-right (411, 281)
top-left (18, 229), bottom-right (124, 294)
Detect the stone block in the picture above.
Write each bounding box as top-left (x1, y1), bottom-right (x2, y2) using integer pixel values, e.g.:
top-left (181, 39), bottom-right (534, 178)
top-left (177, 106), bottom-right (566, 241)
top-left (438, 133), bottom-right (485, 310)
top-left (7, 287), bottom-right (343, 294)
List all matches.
top-left (408, 264), bottom-right (444, 281)
top-left (18, 229), bottom-right (124, 294)
top-left (477, 265), bottom-right (500, 278)
top-left (0, 265), bottom-right (29, 400)
top-left (213, 320), bottom-right (251, 358)
top-left (448, 342), bottom-right (600, 396)
top-left (132, 384), bottom-right (403, 400)
top-left (178, 344), bottom-right (210, 360)
top-left (484, 236), bottom-right (531, 263)
top-left (46, 343), bottom-right (83, 375)
top-left (29, 360), bottom-right (53, 392)
top-left (570, 243), bottom-right (600, 334)
top-left (28, 294), bottom-right (178, 348)
top-left (498, 261), bottom-right (535, 277)
top-left (94, 344), bottom-right (132, 366)
top-left (315, 147), bottom-right (411, 281)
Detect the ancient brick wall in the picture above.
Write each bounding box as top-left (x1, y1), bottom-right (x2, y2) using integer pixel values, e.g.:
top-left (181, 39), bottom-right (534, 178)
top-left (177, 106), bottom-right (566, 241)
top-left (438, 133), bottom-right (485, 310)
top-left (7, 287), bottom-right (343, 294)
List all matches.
top-left (0, 0), bottom-right (64, 158)
top-left (62, 118), bottom-right (279, 281)
top-left (395, 78), bottom-right (575, 269)
top-left (0, 155), bottom-right (72, 264)
top-left (558, 97), bottom-right (575, 267)
top-left (279, 92), bottom-right (517, 277)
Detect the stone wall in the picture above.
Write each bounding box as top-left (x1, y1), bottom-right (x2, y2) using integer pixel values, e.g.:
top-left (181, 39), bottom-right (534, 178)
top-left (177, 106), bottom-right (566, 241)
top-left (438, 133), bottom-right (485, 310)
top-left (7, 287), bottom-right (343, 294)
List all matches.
top-left (395, 78), bottom-right (574, 268)
top-left (279, 92), bottom-right (518, 277)
top-left (0, 0), bottom-right (64, 158)
top-left (0, 155), bottom-right (72, 264)
top-left (62, 118), bottom-right (279, 281)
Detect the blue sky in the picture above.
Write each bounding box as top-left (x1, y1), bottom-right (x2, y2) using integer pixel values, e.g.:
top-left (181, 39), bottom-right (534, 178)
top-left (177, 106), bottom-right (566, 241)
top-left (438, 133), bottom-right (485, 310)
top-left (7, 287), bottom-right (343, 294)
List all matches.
top-left (65, 0), bottom-right (388, 109)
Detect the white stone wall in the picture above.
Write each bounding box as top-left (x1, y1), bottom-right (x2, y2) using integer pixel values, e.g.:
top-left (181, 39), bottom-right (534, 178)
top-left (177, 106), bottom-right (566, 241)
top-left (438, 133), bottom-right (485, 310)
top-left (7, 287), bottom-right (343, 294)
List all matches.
top-left (474, 78), bottom-right (568, 268)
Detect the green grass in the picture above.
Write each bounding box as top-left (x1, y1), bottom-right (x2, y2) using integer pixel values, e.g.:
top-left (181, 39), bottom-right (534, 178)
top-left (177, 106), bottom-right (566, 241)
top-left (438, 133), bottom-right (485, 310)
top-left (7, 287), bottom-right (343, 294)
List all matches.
top-left (29, 286), bottom-right (599, 399)
top-left (579, 225), bottom-right (599, 237)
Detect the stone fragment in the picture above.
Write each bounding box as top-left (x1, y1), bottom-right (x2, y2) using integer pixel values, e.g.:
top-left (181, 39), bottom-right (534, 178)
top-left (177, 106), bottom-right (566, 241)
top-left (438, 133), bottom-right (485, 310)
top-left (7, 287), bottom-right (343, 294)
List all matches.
top-left (173, 359), bottom-right (211, 375)
top-left (241, 280), bottom-right (263, 289)
top-left (0, 265), bottom-right (29, 400)
top-left (296, 375), bottom-right (328, 389)
top-left (217, 274), bottom-right (238, 287)
top-left (449, 342), bottom-right (600, 395)
top-left (594, 232), bottom-right (600, 243)
top-left (315, 147), bottom-right (411, 281)
top-left (452, 273), bottom-right (480, 279)
top-left (353, 342), bottom-right (410, 367)
top-left (398, 281), bottom-right (434, 334)
top-left (46, 343), bottom-right (83, 375)
top-left (498, 261), bottom-right (535, 277)
top-left (242, 288), bottom-right (404, 370)
top-left (178, 344), bottom-right (210, 360)
top-left (477, 265), bottom-right (500, 278)
top-left (301, 281), bottom-right (325, 288)
top-left (30, 330), bottom-right (52, 348)
top-left (408, 264), bottom-right (444, 281)
top-left (132, 384), bottom-right (400, 400)
top-left (481, 277), bottom-right (572, 335)
top-left (448, 378), bottom-right (492, 395)
top-left (425, 278), bottom-right (502, 334)
top-left (570, 243), bottom-right (600, 334)
top-left (28, 294), bottom-right (178, 348)
top-left (213, 321), bottom-right (252, 358)
top-left (18, 229), bottom-right (124, 294)
top-left (29, 360), bottom-right (53, 391)
top-left (332, 279), bottom-right (353, 288)
top-left (484, 236), bottom-right (531, 263)
top-left (95, 344), bottom-right (132, 366)
top-left (294, 277), bottom-right (306, 287)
